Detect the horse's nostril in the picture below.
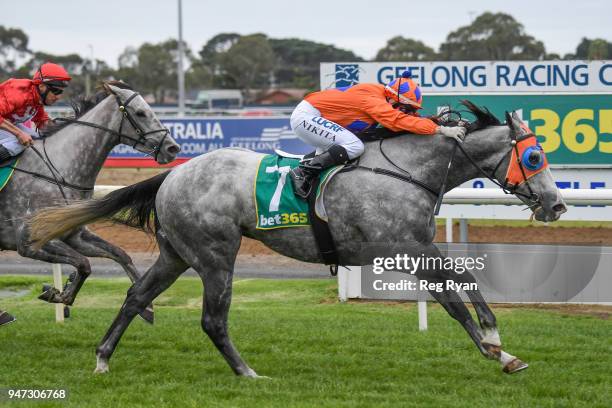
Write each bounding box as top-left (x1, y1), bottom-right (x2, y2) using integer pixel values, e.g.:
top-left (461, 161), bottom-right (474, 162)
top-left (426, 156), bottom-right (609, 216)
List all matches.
top-left (552, 203), bottom-right (566, 212)
top-left (166, 145), bottom-right (180, 154)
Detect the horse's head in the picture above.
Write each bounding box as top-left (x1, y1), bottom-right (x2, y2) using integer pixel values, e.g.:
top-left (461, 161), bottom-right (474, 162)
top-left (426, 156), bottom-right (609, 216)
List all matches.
top-left (496, 111), bottom-right (567, 222)
top-left (105, 83), bottom-right (180, 164)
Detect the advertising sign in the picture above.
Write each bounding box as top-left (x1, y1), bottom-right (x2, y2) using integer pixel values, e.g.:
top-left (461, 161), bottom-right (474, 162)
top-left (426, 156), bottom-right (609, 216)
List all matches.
top-left (320, 61), bottom-right (612, 93)
top-left (320, 61), bottom-right (612, 168)
top-left (107, 117), bottom-right (312, 166)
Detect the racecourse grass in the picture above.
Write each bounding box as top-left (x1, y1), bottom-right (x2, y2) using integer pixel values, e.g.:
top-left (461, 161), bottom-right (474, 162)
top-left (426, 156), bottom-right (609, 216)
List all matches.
top-left (0, 276), bottom-right (610, 408)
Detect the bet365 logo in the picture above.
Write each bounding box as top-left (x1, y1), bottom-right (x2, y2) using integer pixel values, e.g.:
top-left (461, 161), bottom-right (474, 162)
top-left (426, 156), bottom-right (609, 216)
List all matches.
top-left (335, 64), bottom-right (359, 88)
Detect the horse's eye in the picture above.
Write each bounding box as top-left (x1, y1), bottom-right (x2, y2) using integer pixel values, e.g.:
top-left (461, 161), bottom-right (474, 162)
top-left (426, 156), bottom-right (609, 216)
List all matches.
top-left (528, 150), bottom-right (541, 166)
top-left (522, 147), bottom-right (544, 170)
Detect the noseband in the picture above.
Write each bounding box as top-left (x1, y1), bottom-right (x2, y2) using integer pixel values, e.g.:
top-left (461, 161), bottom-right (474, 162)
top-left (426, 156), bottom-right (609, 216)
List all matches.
top-left (3, 89), bottom-right (173, 201)
top-left (113, 92), bottom-right (170, 161)
top-left (486, 132), bottom-right (542, 206)
top-left (55, 89), bottom-right (171, 161)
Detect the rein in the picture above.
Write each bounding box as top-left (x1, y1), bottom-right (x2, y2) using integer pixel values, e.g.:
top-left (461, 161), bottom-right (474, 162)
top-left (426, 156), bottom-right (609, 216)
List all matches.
top-left (0, 88), bottom-right (169, 201)
top-left (54, 91), bottom-right (170, 161)
top-left (347, 118), bottom-right (542, 214)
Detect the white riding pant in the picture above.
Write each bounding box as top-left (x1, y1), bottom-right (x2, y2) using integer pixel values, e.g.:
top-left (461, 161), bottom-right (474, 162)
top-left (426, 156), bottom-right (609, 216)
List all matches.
top-left (0, 122), bottom-right (39, 155)
top-left (290, 100), bottom-right (364, 160)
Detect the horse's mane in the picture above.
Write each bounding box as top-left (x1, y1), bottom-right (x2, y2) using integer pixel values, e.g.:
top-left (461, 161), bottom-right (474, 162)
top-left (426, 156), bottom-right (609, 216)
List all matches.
top-left (460, 100), bottom-right (502, 132)
top-left (42, 80), bottom-right (133, 137)
top-left (358, 99), bottom-right (503, 142)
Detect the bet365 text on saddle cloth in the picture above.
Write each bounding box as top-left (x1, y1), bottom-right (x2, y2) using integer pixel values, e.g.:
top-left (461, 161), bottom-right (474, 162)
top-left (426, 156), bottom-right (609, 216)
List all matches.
top-left (254, 154), bottom-right (336, 230)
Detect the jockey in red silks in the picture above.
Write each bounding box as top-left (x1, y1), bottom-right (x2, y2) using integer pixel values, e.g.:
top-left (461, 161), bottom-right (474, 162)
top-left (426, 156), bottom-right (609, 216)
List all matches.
top-left (0, 62), bottom-right (72, 161)
top-left (289, 71), bottom-right (466, 198)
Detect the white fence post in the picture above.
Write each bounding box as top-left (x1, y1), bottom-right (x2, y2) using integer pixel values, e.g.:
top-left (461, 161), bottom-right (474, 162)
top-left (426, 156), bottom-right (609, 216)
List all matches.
top-left (418, 299), bottom-right (428, 331)
top-left (338, 267), bottom-right (348, 302)
top-left (445, 217), bottom-right (453, 243)
top-left (52, 264), bottom-right (64, 323)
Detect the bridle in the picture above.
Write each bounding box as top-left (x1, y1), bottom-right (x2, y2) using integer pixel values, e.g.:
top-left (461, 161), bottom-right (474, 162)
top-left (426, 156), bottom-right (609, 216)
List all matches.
top-left (0, 87), bottom-right (171, 202)
top-left (486, 131), bottom-right (542, 206)
top-left (349, 123), bottom-right (543, 216)
top-left (55, 88), bottom-right (171, 161)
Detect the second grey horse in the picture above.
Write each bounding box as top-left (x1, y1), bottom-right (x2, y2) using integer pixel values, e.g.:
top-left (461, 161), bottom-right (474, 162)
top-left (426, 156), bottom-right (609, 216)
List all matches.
top-left (1, 81), bottom-right (179, 321)
top-left (29, 103), bottom-right (567, 376)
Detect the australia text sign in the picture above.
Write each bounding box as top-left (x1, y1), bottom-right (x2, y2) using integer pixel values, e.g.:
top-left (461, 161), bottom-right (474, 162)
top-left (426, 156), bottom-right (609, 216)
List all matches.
top-left (321, 61), bottom-right (612, 93)
top-left (110, 117), bottom-right (312, 159)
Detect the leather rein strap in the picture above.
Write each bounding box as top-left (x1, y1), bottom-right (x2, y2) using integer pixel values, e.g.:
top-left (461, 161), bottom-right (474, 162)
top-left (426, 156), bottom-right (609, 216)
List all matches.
top-left (1, 89), bottom-right (169, 201)
top-left (348, 130), bottom-right (542, 212)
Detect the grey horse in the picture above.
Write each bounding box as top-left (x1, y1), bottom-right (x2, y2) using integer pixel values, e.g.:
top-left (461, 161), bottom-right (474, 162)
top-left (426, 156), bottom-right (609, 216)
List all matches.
top-left (0, 81), bottom-right (179, 322)
top-left (29, 103), bottom-right (567, 376)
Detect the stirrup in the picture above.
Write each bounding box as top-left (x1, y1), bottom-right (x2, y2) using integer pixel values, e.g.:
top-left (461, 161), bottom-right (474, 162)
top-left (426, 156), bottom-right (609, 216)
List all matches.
top-left (290, 168), bottom-right (314, 199)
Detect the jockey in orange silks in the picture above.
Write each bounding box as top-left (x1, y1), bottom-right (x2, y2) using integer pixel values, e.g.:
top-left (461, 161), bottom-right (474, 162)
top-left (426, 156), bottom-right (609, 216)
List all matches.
top-left (289, 71), bottom-right (466, 198)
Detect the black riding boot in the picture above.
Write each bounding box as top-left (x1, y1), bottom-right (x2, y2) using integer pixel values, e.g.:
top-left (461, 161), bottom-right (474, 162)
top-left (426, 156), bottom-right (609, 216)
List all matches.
top-left (0, 310), bottom-right (16, 327)
top-left (0, 146), bottom-right (12, 162)
top-left (290, 145), bottom-right (349, 199)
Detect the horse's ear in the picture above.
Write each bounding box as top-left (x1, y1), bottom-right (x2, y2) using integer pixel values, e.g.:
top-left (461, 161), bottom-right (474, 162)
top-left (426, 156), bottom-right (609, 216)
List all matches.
top-left (105, 83), bottom-right (120, 95)
top-left (504, 111), bottom-right (514, 130)
top-left (511, 111), bottom-right (521, 121)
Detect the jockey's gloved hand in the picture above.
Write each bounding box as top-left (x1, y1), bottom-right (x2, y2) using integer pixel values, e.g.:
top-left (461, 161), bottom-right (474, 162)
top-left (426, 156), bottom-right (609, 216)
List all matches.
top-left (438, 125), bottom-right (466, 143)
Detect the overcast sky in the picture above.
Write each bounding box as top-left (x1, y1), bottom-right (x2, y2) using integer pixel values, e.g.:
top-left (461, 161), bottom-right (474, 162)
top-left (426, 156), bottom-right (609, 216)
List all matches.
top-left (5, 0), bottom-right (611, 67)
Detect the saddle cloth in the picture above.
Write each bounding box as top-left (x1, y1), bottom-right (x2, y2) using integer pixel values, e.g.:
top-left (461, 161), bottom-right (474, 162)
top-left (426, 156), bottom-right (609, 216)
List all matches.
top-left (254, 151), bottom-right (344, 230)
top-left (0, 158), bottom-right (18, 192)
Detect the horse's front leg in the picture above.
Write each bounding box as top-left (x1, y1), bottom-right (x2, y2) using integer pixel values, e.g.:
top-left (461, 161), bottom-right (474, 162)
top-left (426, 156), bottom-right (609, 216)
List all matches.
top-left (454, 269), bottom-right (528, 373)
top-left (414, 244), bottom-right (528, 373)
top-left (64, 228), bottom-right (154, 323)
top-left (17, 238), bottom-right (91, 305)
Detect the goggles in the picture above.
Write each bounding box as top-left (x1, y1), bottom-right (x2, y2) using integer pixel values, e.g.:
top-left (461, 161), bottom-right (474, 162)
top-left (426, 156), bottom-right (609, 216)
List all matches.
top-left (505, 135), bottom-right (548, 187)
top-left (47, 86), bottom-right (64, 96)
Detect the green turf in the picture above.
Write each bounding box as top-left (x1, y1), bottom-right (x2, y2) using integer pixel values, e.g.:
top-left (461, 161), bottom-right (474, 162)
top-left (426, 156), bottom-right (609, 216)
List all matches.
top-left (0, 276), bottom-right (610, 408)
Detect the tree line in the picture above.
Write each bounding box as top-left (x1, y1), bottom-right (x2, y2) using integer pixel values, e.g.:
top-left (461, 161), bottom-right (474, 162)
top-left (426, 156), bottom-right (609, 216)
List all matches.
top-left (1, 12), bottom-right (610, 103)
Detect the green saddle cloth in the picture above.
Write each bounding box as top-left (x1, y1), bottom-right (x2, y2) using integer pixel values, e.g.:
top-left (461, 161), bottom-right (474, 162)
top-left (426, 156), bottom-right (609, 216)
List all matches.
top-left (254, 154), bottom-right (338, 230)
top-left (0, 158), bottom-right (18, 192)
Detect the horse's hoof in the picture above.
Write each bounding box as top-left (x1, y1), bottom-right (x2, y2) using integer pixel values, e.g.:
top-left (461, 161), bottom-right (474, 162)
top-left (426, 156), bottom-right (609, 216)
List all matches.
top-left (245, 374), bottom-right (271, 379)
top-left (503, 358), bottom-right (529, 374)
top-left (241, 368), bottom-right (269, 379)
top-left (93, 366), bottom-right (109, 374)
top-left (38, 286), bottom-right (61, 303)
top-left (94, 356), bottom-right (109, 374)
top-left (138, 305), bottom-right (154, 325)
top-left (0, 311), bottom-right (16, 327)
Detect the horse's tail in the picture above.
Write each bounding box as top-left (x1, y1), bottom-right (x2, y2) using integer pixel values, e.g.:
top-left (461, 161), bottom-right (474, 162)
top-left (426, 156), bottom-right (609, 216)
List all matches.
top-left (29, 170), bottom-right (171, 250)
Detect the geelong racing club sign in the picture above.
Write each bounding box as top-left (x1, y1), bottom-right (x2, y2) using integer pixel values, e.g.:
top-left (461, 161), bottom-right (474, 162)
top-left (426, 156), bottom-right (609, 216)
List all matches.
top-left (320, 61), bottom-right (612, 168)
top-left (321, 61), bottom-right (612, 93)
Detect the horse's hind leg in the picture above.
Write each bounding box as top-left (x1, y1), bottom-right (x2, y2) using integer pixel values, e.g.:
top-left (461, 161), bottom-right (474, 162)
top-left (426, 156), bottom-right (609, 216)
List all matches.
top-left (454, 269), bottom-right (528, 373)
top-left (65, 228), bottom-right (155, 323)
top-left (95, 229), bottom-right (188, 373)
top-left (17, 238), bottom-right (92, 305)
top-left (68, 228), bottom-right (141, 281)
top-left (196, 262), bottom-right (260, 377)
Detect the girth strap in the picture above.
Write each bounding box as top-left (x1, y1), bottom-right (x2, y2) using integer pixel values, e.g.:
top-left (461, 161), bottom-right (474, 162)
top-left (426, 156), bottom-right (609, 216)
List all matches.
top-left (307, 175), bottom-right (339, 275)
